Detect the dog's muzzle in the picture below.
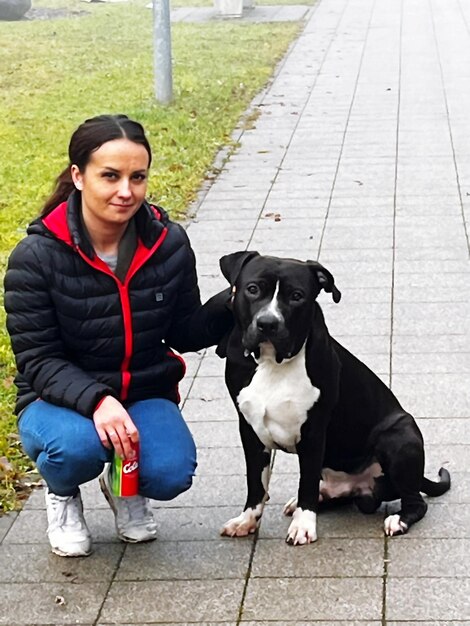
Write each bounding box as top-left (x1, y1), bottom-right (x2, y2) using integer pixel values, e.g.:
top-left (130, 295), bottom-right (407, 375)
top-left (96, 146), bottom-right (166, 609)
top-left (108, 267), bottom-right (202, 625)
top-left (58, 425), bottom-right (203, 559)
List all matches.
top-left (243, 313), bottom-right (292, 362)
top-left (256, 312), bottom-right (281, 337)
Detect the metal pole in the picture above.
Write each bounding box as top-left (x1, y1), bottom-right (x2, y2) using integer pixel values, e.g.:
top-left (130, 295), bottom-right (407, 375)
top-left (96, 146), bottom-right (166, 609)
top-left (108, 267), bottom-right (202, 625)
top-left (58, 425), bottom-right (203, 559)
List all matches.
top-left (153, 0), bottom-right (173, 105)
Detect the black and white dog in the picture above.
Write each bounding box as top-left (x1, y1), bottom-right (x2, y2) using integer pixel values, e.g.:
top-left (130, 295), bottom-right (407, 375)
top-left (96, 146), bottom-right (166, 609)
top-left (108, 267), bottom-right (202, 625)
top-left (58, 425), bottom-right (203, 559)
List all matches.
top-left (217, 251), bottom-right (450, 545)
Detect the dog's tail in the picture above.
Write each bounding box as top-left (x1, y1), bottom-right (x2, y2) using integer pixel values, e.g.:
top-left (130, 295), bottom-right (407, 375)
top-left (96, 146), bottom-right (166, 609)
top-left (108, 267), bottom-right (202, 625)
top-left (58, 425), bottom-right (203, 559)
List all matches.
top-left (421, 467), bottom-right (451, 497)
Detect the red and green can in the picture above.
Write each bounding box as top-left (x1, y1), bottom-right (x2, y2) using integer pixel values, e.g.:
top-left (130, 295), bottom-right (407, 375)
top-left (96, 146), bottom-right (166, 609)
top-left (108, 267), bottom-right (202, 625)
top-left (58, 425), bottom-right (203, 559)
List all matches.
top-left (110, 441), bottom-right (140, 497)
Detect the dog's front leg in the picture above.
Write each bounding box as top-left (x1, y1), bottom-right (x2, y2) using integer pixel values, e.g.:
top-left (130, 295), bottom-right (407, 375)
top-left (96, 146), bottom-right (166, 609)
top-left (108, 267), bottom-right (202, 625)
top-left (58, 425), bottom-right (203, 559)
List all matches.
top-left (221, 415), bottom-right (271, 538)
top-left (286, 421), bottom-right (326, 546)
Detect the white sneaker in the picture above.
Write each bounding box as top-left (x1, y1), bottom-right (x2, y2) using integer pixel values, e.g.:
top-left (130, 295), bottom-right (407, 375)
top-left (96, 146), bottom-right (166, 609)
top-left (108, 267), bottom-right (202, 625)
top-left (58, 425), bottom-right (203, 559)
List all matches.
top-left (45, 488), bottom-right (92, 557)
top-left (99, 464), bottom-right (157, 543)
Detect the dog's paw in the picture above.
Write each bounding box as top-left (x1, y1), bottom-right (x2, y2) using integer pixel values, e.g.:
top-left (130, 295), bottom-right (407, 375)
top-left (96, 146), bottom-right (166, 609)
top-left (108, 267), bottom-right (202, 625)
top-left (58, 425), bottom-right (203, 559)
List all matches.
top-left (384, 514), bottom-right (409, 536)
top-left (283, 497), bottom-right (298, 516)
top-left (286, 508), bottom-right (317, 545)
top-left (221, 508), bottom-right (260, 537)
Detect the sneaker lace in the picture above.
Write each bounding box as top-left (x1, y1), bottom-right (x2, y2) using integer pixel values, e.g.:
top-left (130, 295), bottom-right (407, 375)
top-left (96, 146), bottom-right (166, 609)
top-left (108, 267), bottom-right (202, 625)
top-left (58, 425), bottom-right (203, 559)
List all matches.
top-left (49, 494), bottom-right (84, 530)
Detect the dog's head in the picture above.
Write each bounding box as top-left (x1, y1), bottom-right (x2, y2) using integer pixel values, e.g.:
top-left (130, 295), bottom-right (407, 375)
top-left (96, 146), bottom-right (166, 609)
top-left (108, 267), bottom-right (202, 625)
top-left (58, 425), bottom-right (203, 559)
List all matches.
top-left (220, 251), bottom-right (341, 363)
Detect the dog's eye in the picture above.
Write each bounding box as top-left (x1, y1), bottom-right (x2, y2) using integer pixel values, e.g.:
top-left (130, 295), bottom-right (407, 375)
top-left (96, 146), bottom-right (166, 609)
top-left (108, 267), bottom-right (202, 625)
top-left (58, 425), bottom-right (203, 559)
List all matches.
top-left (291, 290), bottom-right (304, 302)
top-left (246, 284), bottom-right (259, 295)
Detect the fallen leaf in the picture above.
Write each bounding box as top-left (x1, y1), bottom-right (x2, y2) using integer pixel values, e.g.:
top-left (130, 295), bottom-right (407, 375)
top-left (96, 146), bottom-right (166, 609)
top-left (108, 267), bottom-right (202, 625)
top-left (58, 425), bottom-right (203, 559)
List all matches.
top-left (0, 457), bottom-right (13, 473)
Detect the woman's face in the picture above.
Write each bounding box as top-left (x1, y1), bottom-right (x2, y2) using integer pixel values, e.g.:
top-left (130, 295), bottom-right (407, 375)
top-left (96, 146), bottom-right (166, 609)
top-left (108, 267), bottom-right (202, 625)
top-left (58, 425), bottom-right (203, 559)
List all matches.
top-left (71, 138), bottom-right (150, 231)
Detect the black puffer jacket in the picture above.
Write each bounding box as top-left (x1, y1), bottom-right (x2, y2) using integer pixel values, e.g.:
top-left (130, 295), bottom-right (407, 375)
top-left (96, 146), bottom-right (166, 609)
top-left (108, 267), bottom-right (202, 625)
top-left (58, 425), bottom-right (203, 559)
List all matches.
top-left (4, 193), bottom-right (232, 417)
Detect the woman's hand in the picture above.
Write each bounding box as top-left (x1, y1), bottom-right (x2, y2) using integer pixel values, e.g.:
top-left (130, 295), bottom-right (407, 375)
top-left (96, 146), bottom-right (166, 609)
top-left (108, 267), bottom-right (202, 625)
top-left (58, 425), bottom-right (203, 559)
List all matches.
top-left (93, 395), bottom-right (139, 459)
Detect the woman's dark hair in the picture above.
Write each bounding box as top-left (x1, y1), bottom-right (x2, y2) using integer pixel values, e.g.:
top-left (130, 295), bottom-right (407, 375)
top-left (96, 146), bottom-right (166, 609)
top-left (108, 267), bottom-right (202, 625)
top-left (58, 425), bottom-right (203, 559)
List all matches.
top-left (41, 114), bottom-right (152, 216)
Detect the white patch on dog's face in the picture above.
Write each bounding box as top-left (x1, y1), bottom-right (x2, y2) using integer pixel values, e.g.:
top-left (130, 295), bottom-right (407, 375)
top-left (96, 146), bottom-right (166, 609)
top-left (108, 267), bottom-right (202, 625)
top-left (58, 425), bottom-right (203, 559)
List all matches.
top-left (255, 280), bottom-right (283, 322)
top-left (246, 280), bottom-right (285, 345)
top-left (286, 507), bottom-right (317, 545)
top-left (384, 514), bottom-right (408, 536)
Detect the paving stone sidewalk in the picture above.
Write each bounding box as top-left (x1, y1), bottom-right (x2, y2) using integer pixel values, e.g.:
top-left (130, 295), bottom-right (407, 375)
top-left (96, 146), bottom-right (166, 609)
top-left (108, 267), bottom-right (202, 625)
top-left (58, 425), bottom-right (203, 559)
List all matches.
top-left (1, 0), bottom-right (470, 623)
top-left (169, 4), bottom-right (313, 22)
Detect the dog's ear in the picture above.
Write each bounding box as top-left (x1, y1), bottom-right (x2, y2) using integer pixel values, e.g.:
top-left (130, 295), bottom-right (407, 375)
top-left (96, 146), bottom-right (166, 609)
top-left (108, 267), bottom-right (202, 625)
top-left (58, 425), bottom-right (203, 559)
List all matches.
top-left (219, 251), bottom-right (259, 285)
top-left (308, 261), bottom-right (341, 303)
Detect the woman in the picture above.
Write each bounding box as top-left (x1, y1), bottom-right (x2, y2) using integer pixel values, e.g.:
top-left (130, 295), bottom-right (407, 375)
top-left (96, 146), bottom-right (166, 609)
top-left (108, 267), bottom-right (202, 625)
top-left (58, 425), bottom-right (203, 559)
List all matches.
top-left (4, 114), bottom-right (232, 557)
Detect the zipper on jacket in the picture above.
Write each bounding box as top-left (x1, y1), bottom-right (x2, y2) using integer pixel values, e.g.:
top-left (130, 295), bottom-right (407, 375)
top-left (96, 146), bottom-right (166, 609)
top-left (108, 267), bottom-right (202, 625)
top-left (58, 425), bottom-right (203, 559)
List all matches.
top-left (76, 226), bottom-right (169, 401)
top-left (118, 283), bottom-right (133, 401)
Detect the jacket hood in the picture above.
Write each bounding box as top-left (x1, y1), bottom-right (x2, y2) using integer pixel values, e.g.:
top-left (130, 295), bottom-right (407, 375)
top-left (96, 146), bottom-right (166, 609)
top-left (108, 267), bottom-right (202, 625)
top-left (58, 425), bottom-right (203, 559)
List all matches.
top-left (27, 190), bottom-right (170, 258)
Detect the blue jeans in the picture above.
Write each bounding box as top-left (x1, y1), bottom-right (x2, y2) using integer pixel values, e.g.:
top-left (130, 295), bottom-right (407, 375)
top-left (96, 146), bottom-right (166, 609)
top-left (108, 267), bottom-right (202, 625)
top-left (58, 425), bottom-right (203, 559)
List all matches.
top-left (18, 398), bottom-right (197, 499)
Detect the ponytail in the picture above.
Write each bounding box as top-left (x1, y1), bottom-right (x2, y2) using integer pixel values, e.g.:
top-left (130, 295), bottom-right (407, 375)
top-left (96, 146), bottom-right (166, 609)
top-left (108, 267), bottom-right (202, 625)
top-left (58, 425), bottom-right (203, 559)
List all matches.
top-left (41, 166), bottom-right (76, 217)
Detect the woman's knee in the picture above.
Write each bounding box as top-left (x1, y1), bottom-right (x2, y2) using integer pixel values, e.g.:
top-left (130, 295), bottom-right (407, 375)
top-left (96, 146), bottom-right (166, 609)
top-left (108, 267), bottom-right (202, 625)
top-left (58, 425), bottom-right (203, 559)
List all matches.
top-left (37, 441), bottom-right (107, 494)
top-left (129, 398), bottom-right (198, 500)
top-left (140, 455), bottom-right (197, 501)
top-left (19, 401), bottom-right (109, 493)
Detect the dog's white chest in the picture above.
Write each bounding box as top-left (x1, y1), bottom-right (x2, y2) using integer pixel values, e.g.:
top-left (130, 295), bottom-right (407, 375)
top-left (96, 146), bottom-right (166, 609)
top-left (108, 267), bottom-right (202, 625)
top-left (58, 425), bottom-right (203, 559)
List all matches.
top-left (237, 343), bottom-right (320, 452)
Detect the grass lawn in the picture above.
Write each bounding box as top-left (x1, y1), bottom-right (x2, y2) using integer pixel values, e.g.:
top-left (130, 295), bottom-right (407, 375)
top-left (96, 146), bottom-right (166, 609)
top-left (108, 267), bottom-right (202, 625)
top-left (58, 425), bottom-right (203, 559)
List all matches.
top-left (0, 0), bottom-right (303, 512)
